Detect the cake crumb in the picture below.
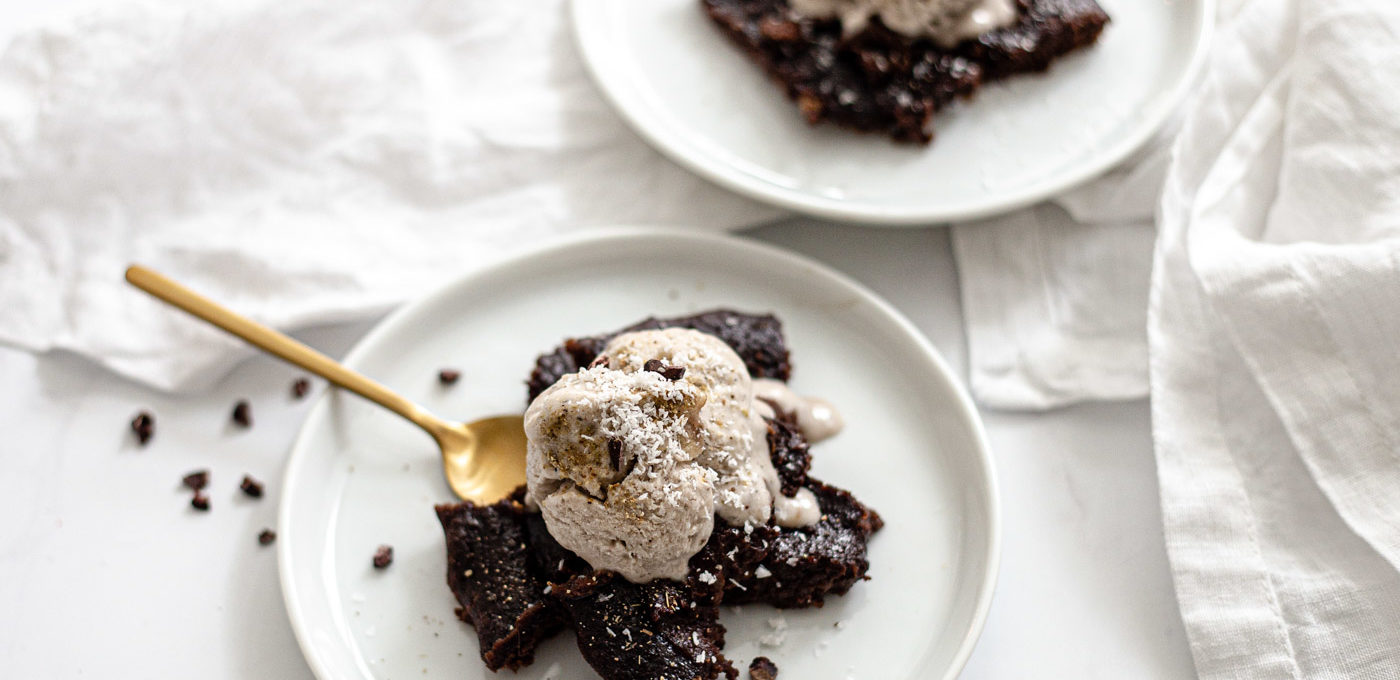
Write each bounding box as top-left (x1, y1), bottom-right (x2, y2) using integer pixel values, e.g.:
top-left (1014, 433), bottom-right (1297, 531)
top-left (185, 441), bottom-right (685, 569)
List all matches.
top-left (258, 529), bottom-right (276, 546)
top-left (749, 656), bottom-right (779, 680)
top-left (191, 492), bottom-right (210, 511)
top-left (438, 369), bottom-right (461, 385)
top-left (291, 377), bottom-right (311, 399)
top-left (373, 545), bottom-right (394, 569)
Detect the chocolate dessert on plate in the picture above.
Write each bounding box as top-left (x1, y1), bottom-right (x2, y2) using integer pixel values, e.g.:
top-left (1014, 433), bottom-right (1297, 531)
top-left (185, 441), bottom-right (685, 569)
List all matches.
top-left (701, 0), bottom-right (1110, 144)
top-left (435, 310), bottom-right (881, 679)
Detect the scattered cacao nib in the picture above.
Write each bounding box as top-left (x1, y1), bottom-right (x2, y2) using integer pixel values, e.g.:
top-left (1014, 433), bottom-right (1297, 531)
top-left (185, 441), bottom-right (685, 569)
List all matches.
top-left (181, 470), bottom-right (209, 492)
top-left (643, 358), bottom-right (687, 381)
top-left (130, 411), bottom-right (155, 446)
top-left (607, 440), bottom-right (623, 470)
top-left (191, 492), bottom-right (210, 511)
top-left (291, 377), bottom-right (311, 399)
top-left (750, 656), bottom-right (779, 680)
top-left (231, 400), bottom-right (252, 428)
top-left (438, 369), bottom-right (461, 386)
top-left (239, 475), bottom-right (264, 499)
top-left (372, 545), bottom-right (394, 569)
top-left (258, 529), bottom-right (277, 546)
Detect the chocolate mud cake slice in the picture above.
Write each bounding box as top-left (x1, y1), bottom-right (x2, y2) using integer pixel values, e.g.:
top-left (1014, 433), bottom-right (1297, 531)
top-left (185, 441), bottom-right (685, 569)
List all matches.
top-left (960, 0), bottom-right (1112, 79)
top-left (725, 417), bottom-right (881, 608)
top-left (524, 511), bottom-right (753, 680)
top-left (764, 416), bottom-right (811, 496)
top-left (434, 497), bottom-right (567, 670)
top-left (551, 572), bottom-right (740, 680)
top-left (700, 0), bottom-right (1109, 143)
top-left (528, 310), bottom-right (791, 401)
top-left (723, 479), bottom-right (884, 608)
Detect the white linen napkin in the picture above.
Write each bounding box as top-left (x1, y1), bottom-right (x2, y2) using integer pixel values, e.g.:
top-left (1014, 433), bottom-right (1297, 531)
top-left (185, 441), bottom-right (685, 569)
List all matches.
top-left (1152, 0), bottom-right (1400, 676)
top-left (961, 0), bottom-right (1400, 675)
top-left (950, 0), bottom-right (1246, 410)
top-left (0, 0), bottom-right (781, 390)
top-left (949, 104), bottom-right (1182, 410)
top-left (950, 197), bottom-right (1156, 410)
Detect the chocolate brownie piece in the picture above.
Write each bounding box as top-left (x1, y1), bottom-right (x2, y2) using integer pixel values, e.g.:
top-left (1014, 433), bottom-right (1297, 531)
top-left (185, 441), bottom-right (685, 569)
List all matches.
top-left (765, 416), bottom-right (811, 497)
top-left (435, 498), bottom-right (567, 671)
top-left (527, 310), bottom-right (792, 402)
top-left (700, 0), bottom-right (1109, 144)
top-left (724, 480), bottom-right (883, 608)
top-left (960, 0), bottom-right (1111, 79)
top-left (703, 0), bottom-right (981, 143)
top-left (552, 572), bottom-right (739, 680)
top-left (691, 522), bottom-right (779, 607)
top-left (523, 510), bottom-right (598, 585)
top-left (524, 510), bottom-right (770, 680)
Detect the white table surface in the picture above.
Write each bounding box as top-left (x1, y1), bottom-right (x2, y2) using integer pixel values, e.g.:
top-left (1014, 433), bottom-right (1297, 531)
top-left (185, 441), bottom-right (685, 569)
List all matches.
top-left (0, 3), bottom-right (1196, 678)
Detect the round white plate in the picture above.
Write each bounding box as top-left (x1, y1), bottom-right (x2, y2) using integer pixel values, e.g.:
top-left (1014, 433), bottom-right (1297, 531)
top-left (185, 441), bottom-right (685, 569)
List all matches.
top-left (278, 230), bottom-right (999, 680)
top-left (572, 0), bottom-right (1213, 225)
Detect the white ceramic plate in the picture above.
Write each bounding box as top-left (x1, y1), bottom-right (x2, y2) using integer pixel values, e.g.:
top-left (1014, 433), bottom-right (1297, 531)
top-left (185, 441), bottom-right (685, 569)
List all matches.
top-left (278, 230), bottom-right (999, 680)
top-left (572, 0), bottom-right (1213, 225)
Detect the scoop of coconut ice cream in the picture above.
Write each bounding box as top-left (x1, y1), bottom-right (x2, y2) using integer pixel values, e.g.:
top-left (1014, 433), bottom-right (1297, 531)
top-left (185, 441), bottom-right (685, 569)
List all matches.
top-left (525, 327), bottom-right (827, 583)
top-left (789, 0), bottom-right (1018, 46)
top-left (600, 328), bottom-right (777, 528)
top-left (524, 362), bottom-right (713, 583)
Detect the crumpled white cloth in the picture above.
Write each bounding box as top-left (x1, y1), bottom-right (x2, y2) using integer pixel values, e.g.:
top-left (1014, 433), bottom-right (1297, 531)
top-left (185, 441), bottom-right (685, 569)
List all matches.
top-left (0, 0), bottom-right (781, 390)
top-left (950, 0), bottom-right (1244, 410)
top-left (950, 100), bottom-right (1180, 410)
top-left (963, 0), bottom-right (1400, 675)
top-left (1153, 0), bottom-right (1400, 676)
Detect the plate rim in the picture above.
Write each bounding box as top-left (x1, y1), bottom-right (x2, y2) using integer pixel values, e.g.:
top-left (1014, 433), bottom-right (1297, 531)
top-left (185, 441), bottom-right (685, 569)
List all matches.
top-left (570, 0), bottom-right (1217, 226)
top-left (277, 227), bottom-right (1002, 679)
